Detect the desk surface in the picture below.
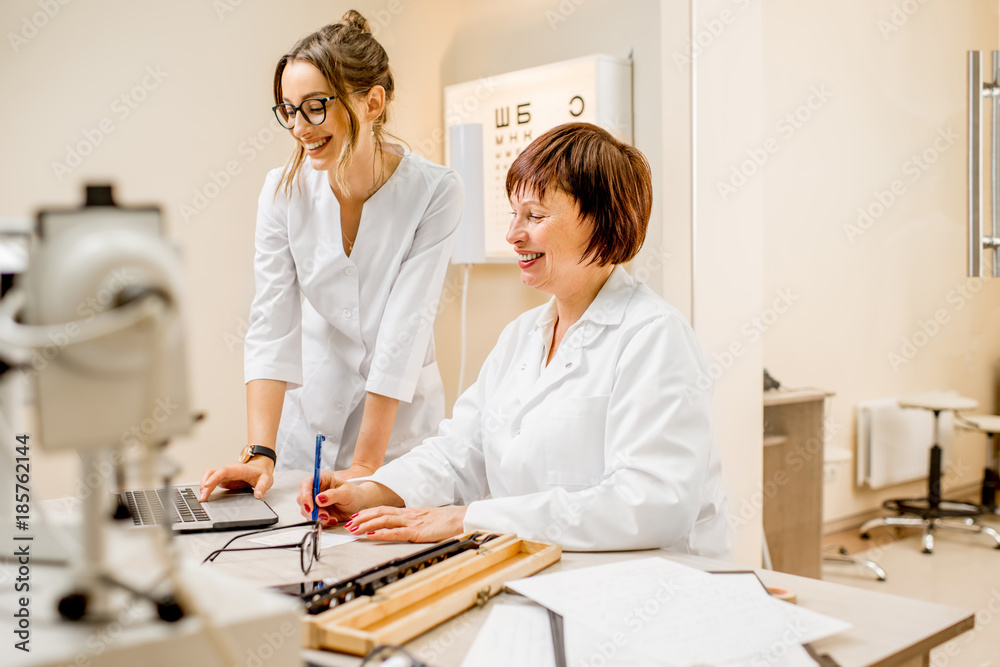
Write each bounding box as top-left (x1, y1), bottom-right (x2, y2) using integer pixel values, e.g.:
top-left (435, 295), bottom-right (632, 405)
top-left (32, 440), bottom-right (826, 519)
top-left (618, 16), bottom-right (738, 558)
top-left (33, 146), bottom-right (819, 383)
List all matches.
top-left (42, 471), bottom-right (974, 667)
top-left (763, 388), bottom-right (834, 407)
top-left (180, 471), bottom-right (973, 667)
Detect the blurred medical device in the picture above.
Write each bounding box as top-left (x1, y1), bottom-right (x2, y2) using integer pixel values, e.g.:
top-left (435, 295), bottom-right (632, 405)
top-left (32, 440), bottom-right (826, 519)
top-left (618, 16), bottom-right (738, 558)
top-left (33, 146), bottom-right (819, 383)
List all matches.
top-left (0, 186), bottom-right (298, 666)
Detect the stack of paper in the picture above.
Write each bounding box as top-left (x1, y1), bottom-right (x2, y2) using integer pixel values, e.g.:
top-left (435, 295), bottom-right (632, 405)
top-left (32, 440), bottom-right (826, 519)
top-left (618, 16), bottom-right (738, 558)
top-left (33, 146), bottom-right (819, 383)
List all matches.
top-left (461, 558), bottom-right (850, 667)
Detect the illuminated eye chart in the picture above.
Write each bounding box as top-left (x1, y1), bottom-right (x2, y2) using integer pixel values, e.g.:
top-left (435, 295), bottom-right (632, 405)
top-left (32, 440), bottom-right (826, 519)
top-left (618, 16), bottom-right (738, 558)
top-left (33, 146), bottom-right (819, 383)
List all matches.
top-left (444, 54), bottom-right (633, 262)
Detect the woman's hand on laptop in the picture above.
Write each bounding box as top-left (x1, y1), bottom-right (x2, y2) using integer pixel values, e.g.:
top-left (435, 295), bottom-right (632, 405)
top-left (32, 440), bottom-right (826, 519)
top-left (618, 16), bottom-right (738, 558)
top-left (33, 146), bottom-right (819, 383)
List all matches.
top-left (199, 458), bottom-right (275, 502)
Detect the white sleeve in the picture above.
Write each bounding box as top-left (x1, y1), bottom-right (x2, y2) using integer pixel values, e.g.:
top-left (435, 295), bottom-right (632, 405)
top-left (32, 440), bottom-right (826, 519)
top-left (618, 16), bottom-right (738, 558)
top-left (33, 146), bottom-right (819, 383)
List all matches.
top-left (365, 322), bottom-right (513, 506)
top-left (365, 171), bottom-right (464, 401)
top-left (243, 169), bottom-right (303, 388)
top-left (463, 316), bottom-right (717, 552)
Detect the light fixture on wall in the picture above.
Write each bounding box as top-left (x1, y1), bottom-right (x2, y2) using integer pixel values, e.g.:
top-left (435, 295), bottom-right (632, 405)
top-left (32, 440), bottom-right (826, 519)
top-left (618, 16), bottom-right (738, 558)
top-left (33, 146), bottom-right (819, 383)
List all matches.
top-left (968, 50), bottom-right (1000, 277)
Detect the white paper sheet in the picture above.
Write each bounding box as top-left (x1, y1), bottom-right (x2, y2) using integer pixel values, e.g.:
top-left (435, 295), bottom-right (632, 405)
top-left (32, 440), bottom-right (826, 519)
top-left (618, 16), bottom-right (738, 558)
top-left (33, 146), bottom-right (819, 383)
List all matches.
top-left (461, 602), bottom-right (652, 667)
top-left (708, 573), bottom-right (852, 647)
top-left (248, 526), bottom-right (356, 550)
top-left (461, 605), bottom-right (556, 667)
top-left (462, 601), bottom-right (823, 667)
top-left (506, 558), bottom-right (850, 667)
top-left (721, 643), bottom-right (819, 667)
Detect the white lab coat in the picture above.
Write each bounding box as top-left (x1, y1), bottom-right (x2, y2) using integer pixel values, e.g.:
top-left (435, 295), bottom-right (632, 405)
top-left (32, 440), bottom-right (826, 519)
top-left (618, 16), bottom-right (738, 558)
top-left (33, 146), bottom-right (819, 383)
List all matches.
top-left (244, 152), bottom-right (464, 473)
top-left (369, 266), bottom-right (732, 557)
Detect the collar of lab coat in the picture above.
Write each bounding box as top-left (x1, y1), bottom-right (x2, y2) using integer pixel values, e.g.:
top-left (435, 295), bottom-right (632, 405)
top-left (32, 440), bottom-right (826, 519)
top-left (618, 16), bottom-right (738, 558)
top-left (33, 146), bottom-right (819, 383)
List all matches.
top-left (531, 264), bottom-right (636, 334)
top-left (518, 265), bottom-right (636, 407)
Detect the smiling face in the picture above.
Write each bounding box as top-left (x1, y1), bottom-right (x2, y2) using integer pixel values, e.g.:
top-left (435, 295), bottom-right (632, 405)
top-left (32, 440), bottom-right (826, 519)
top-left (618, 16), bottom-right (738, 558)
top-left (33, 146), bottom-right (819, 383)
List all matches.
top-left (279, 60), bottom-right (352, 171)
top-left (506, 187), bottom-right (604, 300)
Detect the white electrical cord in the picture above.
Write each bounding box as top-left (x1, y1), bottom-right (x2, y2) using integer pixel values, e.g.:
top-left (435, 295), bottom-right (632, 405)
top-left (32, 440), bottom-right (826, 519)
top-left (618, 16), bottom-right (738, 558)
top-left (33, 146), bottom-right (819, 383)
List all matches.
top-left (0, 288), bottom-right (166, 356)
top-left (457, 264), bottom-right (471, 398)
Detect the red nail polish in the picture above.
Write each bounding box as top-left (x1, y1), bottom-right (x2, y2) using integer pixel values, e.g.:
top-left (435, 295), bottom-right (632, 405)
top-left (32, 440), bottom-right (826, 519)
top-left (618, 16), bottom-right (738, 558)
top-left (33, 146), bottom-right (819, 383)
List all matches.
top-left (348, 526), bottom-right (357, 532)
top-left (317, 495), bottom-right (327, 503)
top-left (366, 532), bottom-right (375, 536)
top-left (350, 512), bottom-right (359, 518)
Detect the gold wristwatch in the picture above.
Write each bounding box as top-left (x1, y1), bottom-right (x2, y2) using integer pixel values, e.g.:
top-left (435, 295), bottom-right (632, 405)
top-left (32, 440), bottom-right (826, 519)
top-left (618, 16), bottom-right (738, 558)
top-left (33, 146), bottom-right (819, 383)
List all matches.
top-left (238, 444), bottom-right (276, 465)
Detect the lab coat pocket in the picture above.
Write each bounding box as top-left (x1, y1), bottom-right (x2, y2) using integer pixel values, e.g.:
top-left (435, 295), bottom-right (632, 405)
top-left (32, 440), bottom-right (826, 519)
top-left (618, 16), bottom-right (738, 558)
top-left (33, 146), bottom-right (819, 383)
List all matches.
top-left (543, 395), bottom-right (610, 489)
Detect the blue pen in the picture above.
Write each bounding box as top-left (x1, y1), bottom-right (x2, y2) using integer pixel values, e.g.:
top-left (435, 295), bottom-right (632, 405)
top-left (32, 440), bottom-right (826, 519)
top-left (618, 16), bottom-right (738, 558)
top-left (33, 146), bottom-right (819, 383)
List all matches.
top-left (312, 433), bottom-right (325, 522)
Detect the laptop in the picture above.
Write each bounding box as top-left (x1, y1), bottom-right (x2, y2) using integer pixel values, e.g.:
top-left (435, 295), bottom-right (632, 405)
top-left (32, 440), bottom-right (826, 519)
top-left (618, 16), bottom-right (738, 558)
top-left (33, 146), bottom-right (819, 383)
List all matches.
top-left (117, 484), bottom-right (279, 533)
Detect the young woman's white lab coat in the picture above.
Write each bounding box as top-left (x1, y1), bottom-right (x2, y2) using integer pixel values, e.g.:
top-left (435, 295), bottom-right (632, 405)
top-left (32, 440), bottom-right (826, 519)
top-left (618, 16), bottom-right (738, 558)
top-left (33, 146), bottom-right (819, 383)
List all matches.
top-left (244, 152), bottom-right (463, 473)
top-left (368, 266), bottom-right (732, 557)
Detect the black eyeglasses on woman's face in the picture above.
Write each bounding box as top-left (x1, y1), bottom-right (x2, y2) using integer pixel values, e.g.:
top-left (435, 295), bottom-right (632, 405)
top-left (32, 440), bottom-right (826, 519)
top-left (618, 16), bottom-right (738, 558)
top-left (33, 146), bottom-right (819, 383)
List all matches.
top-left (272, 96), bottom-right (338, 130)
top-left (202, 520), bottom-right (322, 575)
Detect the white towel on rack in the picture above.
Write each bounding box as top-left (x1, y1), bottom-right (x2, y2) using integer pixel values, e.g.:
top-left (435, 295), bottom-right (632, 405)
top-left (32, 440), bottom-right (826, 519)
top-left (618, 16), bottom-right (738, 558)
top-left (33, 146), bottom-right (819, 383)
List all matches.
top-left (856, 396), bottom-right (953, 490)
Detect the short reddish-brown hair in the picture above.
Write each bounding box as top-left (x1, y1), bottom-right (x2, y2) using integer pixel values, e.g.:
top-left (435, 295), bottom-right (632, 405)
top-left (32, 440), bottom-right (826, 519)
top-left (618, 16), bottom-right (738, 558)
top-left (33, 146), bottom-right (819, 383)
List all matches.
top-left (505, 122), bottom-right (652, 266)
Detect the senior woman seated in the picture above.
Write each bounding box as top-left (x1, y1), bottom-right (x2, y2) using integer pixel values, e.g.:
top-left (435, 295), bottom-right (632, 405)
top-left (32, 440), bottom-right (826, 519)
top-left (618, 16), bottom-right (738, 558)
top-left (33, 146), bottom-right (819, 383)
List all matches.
top-left (299, 122), bottom-right (731, 558)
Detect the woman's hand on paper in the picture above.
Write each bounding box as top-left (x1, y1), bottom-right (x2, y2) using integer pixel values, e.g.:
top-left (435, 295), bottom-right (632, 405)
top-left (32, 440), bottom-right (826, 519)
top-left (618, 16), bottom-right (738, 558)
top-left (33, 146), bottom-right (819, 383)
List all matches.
top-left (343, 506), bottom-right (468, 543)
top-left (199, 459), bottom-right (274, 502)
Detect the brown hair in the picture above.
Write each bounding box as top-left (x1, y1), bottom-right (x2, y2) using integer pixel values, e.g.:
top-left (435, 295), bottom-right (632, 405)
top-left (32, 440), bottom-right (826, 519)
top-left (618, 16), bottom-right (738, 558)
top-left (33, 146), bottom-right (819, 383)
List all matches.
top-left (505, 123), bottom-right (652, 266)
top-left (273, 10), bottom-right (394, 197)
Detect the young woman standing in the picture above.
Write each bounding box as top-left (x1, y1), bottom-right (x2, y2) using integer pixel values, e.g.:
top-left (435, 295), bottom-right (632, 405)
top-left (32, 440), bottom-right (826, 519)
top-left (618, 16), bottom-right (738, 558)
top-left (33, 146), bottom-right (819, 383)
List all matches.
top-left (200, 10), bottom-right (463, 500)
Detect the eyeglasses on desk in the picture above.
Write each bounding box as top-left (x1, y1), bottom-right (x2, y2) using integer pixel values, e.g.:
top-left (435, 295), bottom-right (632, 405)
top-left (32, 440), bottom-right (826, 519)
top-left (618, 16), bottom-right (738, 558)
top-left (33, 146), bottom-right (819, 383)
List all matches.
top-left (202, 519), bottom-right (322, 575)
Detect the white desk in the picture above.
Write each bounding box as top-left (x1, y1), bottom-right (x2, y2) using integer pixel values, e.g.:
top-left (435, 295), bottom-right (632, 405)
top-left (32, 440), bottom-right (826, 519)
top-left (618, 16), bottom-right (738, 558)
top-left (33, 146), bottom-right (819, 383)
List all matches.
top-left (37, 471), bottom-right (976, 667)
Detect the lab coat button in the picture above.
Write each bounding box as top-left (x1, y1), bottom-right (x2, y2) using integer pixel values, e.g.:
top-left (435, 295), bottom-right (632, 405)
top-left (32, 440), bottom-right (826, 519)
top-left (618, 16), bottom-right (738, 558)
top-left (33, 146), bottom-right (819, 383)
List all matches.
top-left (565, 362), bottom-right (573, 369)
top-left (335, 403), bottom-right (345, 412)
top-left (516, 428), bottom-right (522, 436)
top-left (345, 266), bottom-right (356, 276)
top-left (342, 309), bottom-right (352, 318)
top-left (520, 364), bottom-right (526, 371)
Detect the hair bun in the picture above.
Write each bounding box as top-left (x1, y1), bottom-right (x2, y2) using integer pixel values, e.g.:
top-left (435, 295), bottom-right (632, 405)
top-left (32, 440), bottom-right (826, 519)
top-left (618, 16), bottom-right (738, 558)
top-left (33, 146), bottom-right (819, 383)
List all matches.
top-left (340, 9), bottom-right (371, 33)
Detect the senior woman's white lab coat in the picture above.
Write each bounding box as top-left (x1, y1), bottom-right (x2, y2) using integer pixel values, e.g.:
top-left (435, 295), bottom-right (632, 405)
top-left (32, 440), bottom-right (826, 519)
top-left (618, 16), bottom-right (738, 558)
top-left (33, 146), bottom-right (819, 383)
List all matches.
top-left (368, 266), bottom-right (732, 557)
top-left (244, 153), bottom-right (463, 473)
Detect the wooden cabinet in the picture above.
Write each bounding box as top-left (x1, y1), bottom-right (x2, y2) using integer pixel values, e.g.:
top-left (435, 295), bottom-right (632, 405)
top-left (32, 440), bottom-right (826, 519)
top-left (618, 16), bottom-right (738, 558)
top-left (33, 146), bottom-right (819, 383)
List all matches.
top-left (762, 389), bottom-right (831, 579)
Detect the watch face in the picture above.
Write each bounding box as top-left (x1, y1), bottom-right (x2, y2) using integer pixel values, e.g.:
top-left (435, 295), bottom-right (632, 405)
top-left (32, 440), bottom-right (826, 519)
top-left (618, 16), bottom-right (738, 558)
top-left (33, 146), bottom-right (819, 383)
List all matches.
top-left (238, 444), bottom-right (252, 463)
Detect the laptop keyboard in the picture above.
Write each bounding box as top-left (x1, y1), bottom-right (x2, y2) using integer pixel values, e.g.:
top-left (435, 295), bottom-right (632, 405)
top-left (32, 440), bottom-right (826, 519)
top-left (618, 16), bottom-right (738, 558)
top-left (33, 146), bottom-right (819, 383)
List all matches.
top-left (123, 487), bottom-right (211, 527)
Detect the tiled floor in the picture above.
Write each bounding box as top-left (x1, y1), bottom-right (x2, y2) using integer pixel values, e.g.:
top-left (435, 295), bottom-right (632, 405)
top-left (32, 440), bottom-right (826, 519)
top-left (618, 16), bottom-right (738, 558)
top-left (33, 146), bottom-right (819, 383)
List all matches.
top-left (822, 513), bottom-right (1000, 667)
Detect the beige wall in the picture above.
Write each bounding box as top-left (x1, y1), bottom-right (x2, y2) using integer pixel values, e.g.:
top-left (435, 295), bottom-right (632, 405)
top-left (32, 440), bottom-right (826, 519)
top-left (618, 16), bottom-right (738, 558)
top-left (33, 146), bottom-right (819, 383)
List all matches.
top-left (759, 0), bottom-right (1000, 524)
top-left (686, 0), bottom-right (766, 566)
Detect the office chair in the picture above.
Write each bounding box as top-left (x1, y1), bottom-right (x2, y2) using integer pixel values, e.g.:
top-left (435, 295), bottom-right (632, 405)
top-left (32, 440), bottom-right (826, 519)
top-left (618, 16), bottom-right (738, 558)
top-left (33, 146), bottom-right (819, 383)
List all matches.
top-left (957, 414), bottom-right (1000, 516)
top-left (859, 392), bottom-right (1000, 554)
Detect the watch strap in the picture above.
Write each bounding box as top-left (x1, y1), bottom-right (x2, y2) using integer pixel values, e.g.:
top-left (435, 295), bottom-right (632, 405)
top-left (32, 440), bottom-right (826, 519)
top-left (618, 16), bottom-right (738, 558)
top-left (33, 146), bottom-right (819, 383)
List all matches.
top-left (240, 444), bottom-right (276, 465)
